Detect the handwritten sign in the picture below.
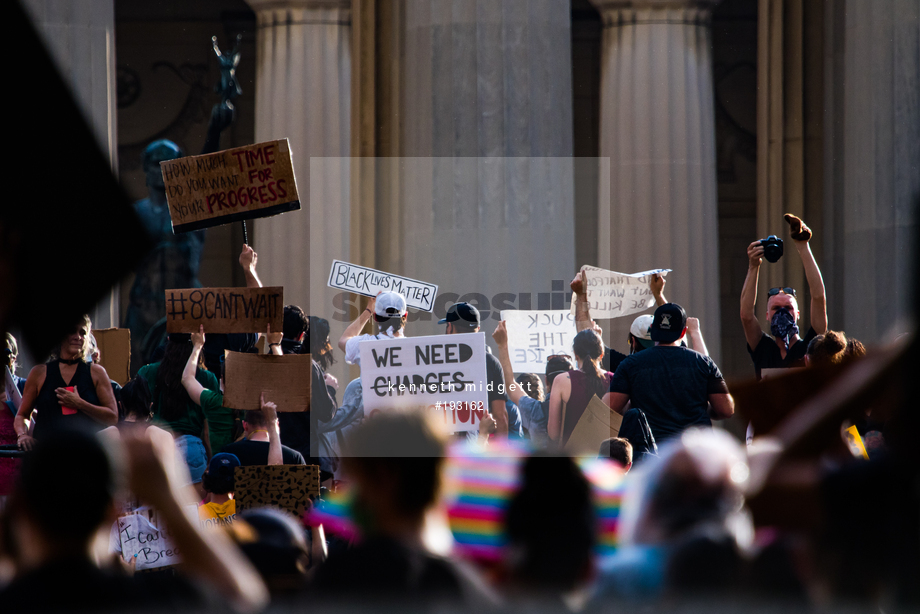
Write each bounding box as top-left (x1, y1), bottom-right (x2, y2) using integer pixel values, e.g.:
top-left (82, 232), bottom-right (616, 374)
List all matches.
top-left (359, 333), bottom-right (489, 433)
top-left (500, 310), bottom-right (578, 373)
top-left (223, 351), bottom-right (312, 412)
top-left (160, 139), bottom-right (300, 233)
top-left (572, 266), bottom-right (670, 319)
top-left (165, 286), bottom-right (283, 334)
top-left (327, 260), bottom-right (438, 312)
top-left (116, 509), bottom-right (194, 570)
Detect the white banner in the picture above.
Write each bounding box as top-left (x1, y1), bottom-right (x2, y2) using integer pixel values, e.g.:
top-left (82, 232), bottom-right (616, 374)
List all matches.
top-left (573, 266), bottom-right (670, 319)
top-left (359, 332), bottom-right (489, 433)
top-left (500, 310), bottom-right (577, 373)
top-left (328, 260), bottom-right (438, 312)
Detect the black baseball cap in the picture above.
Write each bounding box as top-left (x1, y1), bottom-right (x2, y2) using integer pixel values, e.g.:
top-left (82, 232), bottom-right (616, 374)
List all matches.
top-left (650, 303), bottom-right (688, 343)
top-left (438, 302), bottom-right (481, 329)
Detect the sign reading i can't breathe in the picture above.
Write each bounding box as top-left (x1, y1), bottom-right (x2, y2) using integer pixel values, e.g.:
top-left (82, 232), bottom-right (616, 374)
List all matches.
top-left (160, 139), bottom-right (300, 233)
top-left (327, 260), bottom-right (438, 312)
top-left (359, 333), bottom-right (488, 433)
top-left (165, 286), bottom-right (283, 334)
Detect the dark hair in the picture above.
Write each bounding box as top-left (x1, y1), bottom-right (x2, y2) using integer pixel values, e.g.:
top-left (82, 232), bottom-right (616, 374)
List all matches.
top-left (120, 377), bottom-right (152, 422)
top-left (505, 454), bottom-right (596, 591)
top-left (373, 313), bottom-right (405, 334)
top-left (235, 508), bottom-right (309, 594)
top-left (309, 316), bottom-right (335, 370)
top-left (243, 409), bottom-right (266, 428)
top-left (203, 468), bottom-right (235, 495)
top-left (599, 437), bottom-right (633, 468)
top-left (806, 330), bottom-right (848, 366)
top-left (11, 429), bottom-right (114, 549)
top-left (155, 334), bottom-right (206, 423)
top-left (545, 355), bottom-right (574, 391)
top-left (572, 329), bottom-right (606, 398)
top-left (845, 338), bottom-right (867, 360)
top-left (283, 305), bottom-right (308, 341)
top-left (516, 373), bottom-right (544, 402)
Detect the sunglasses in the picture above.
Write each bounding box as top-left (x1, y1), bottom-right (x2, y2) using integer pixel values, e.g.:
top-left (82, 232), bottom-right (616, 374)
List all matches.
top-left (767, 287), bottom-right (796, 298)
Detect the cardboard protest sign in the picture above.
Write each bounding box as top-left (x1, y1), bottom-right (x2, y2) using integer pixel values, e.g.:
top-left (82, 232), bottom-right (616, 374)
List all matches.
top-left (4, 366), bottom-right (21, 411)
top-left (500, 310), bottom-right (577, 373)
top-left (92, 328), bottom-right (130, 386)
top-left (116, 508), bottom-right (196, 570)
top-left (359, 333), bottom-right (489, 433)
top-left (327, 260), bottom-right (438, 312)
top-left (234, 465), bottom-right (320, 518)
top-left (165, 287), bottom-right (283, 334)
top-left (572, 266), bottom-right (670, 319)
top-left (564, 395), bottom-right (623, 457)
top-left (160, 139), bottom-right (300, 233)
top-left (222, 351), bottom-right (311, 412)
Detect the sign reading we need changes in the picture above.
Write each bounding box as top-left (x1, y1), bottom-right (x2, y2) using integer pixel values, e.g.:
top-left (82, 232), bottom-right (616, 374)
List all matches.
top-left (359, 333), bottom-right (488, 433)
top-left (328, 260), bottom-right (438, 312)
top-left (160, 139), bottom-right (300, 233)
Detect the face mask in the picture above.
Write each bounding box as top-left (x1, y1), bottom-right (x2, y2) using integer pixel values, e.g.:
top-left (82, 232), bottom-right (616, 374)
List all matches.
top-left (770, 309), bottom-right (799, 345)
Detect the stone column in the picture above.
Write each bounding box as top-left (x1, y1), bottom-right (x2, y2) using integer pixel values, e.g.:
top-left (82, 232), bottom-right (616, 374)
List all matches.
top-left (23, 0), bottom-right (120, 329)
top-left (591, 0), bottom-right (722, 363)
top-left (394, 0), bottom-right (576, 339)
top-left (247, 0), bottom-right (351, 318)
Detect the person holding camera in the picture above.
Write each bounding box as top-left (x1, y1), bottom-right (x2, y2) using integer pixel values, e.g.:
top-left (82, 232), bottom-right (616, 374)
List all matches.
top-left (740, 214), bottom-right (827, 379)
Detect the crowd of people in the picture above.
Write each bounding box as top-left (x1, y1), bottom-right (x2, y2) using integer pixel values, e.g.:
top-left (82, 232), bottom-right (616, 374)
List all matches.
top-left (0, 213), bottom-right (916, 612)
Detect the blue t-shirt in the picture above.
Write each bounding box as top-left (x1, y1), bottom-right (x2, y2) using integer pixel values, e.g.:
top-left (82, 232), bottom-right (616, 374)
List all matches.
top-left (516, 395), bottom-right (549, 446)
top-left (504, 400), bottom-right (524, 439)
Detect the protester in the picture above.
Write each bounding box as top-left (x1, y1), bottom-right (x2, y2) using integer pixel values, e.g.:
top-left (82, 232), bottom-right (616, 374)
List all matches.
top-left (14, 316), bottom-right (118, 450)
top-left (3, 333), bottom-right (25, 393)
top-left (572, 271), bottom-right (668, 371)
top-left (503, 374), bottom-right (539, 440)
top-left (316, 377), bottom-right (365, 473)
top-left (440, 302), bottom-right (510, 437)
top-left (740, 213), bottom-right (828, 379)
top-left (1, 334), bottom-right (25, 497)
top-left (605, 303), bottom-right (734, 443)
top-left (312, 411), bottom-right (497, 607)
top-left (228, 508), bottom-right (313, 599)
top-left (805, 330), bottom-right (849, 367)
top-left (547, 329), bottom-right (612, 446)
top-left (198, 453), bottom-right (241, 527)
top-left (117, 376), bottom-right (153, 423)
top-left (0, 427), bottom-right (269, 612)
top-left (599, 437), bottom-right (633, 472)
top-left (223, 407), bottom-right (306, 467)
top-left (493, 320), bottom-right (572, 446)
top-left (339, 291), bottom-right (409, 367)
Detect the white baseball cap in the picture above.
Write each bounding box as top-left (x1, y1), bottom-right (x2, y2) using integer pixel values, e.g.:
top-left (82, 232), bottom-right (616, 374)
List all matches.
top-left (374, 291), bottom-right (407, 317)
top-left (629, 314), bottom-right (654, 346)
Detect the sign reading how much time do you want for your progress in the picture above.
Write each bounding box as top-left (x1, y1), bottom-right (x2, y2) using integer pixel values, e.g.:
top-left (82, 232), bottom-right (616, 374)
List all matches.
top-left (160, 139), bottom-right (300, 233)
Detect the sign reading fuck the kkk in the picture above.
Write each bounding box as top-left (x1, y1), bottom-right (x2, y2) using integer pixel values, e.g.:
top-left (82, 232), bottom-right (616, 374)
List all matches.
top-left (359, 333), bottom-right (488, 433)
top-left (573, 266), bottom-right (671, 319)
top-left (328, 260), bottom-right (438, 312)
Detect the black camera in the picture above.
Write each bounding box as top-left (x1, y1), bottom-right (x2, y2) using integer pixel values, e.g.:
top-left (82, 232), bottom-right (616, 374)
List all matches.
top-left (760, 235), bottom-right (784, 263)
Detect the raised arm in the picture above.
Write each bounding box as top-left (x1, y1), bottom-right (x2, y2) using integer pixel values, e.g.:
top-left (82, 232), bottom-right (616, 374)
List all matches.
top-left (740, 240), bottom-right (766, 349)
top-left (338, 295), bottom-right (376, 353)
top-left (686, 317), bottom-right (710, 357)
top-left (240, 245), bottom-right (262, 289)
top-left (650, 273), bottom-right (667, 306)
top-left (266, 323), bottom-right (283, 355)
top-left (181, 325), bottom-right (207, 406)
top-left (492, 321), bottom-right (526, 406)
top-left (260, 393), bottom-right (283, 465)
top-left (571, 270), bottom-right (594, 333)
top-left (785, 215), bottom-right (827, 335)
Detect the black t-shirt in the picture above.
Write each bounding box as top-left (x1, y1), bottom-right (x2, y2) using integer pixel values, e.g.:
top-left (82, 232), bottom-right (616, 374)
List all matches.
top-left (0, 556), bottom-right (206, 612)
top-left (747, 327), bottom-right (817, 379)
top-left (221, 439), bottom-right (306, 466)
top-left (603, 346), bottom-right (629, 373)
top-left (485, 352), bottom-right (508, 406)
top-left (609, 345), bottom-right (729, 442)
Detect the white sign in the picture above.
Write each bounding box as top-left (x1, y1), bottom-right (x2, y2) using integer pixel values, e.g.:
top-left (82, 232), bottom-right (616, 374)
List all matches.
top-left (573, 266), bottom-right (671, 319)
top-left (328, 260), bottom-right (438, 312)
top-left (500, 310), bottom-right (578, 373)
top-left (4, 366), bottom-right (21, 411)
top-left (359, 333), bottom-right (489, 433)
top-left (117, 512), bottom-right (182, 570)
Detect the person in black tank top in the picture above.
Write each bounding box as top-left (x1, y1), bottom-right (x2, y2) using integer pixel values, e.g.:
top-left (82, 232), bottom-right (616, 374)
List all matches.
top-left (13, 317), bottom-right (119, 450)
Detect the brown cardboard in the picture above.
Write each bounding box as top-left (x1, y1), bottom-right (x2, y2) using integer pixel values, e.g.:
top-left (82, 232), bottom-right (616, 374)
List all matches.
top-left (222, 351), bottom-right (311, 412)
top-left (93, 328), bottom-right (131, 385)
top-left (564, 394), bottom-right (623, 456)
top-left (160, 139), bottom-right (300, 233)
top-left (234, 465), bottom-right (320, 518)
top-left (165, 286), bottom-right (283, 334)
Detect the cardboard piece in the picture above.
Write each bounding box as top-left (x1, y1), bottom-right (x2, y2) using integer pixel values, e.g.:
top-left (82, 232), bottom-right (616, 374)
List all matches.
top-left (500, 310), bottom-right (577, 373)
top-left (571, 266), bottom-right (670, 320)
top-left (234, 465), bottom-right (320, 518)
top-left (165, 287), bottom-right (283, 334)
top-left (359, 333), bottom-right (489, 433)
top-left (564, 395), bottom-right (623, 457)
top-left (92, 328), bottom-right (131, 386)
top-left (327, 260), bottom-right (438, 312)
top-left (222, 351), bottom-right (311, 412)
top-left (4, 366), bottom-right (21, 411)
top-left (160, 139), bottom-right (300, 233)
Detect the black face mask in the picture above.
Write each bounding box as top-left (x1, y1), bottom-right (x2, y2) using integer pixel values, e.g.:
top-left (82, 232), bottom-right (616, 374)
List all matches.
top-left (770, 308), bottom-right (799, 345)
top-left (280, 338), bottom-right (303, 355)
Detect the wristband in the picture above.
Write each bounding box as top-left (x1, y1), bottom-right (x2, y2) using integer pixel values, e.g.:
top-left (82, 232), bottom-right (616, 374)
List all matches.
top-left (269, 343), bottom-right (281, 347)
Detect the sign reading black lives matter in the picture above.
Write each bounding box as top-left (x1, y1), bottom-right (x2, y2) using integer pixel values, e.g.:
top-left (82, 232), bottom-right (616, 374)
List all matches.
top-left (328, 260), bottom-right (438, 312)
top-left (359, 333), bottom-right (488, 433)
top-left (160, 139), bottom-right (300, 233)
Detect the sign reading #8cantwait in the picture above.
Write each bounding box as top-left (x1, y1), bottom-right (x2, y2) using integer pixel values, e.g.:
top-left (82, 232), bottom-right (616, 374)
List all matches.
top-left (160, 139), bottom-right (300, 233)
top-left (165, 286), bottom-right (283, 334)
